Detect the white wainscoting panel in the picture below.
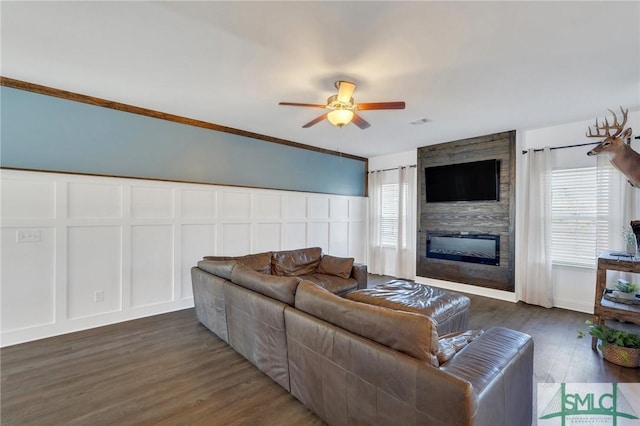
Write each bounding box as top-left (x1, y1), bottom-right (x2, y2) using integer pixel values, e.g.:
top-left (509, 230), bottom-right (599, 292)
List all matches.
top-left (308, 197), bottom-right (330, 219)
top-left (1, 178), bottom-right (55, 219)
top-left (1, 227), bottom-right (56, 331)
top-left (131, 225), bottom-right (174, 307)
top-left (349, 221), bottom-right (367, 261)
top-left (181, 224), bottom-right (216, 299)
top-left (220, 192), bottom-right (251, 219)
top-left (284, 223), bottom-right (307, 250)
top-left (182, 189), bottom-right (216, 218)
top-left (349, 197), bottom-right (366, 220)
top-left (220, 223), bottom-right (251, 256)
top-left (308, 222), bottom-right (329, 250)
top-left (67, 226), bottom-right (121, 319)
top-left (254, 223), bottom-right (281, 253)
top-left (329, 222), bottom-right (349, 257)
top-left (330, 198), bottom-right (349, 220)
top-left (254, 194), bottom-right (281, 219)
top-left (0, 170), bottom-right (368, 346)
top-left (131, 186), bottom-right (174, 218)
top-left (68, 182), bottom-right (122, 219)
top-left (285, 196), bottom-right (307, 220)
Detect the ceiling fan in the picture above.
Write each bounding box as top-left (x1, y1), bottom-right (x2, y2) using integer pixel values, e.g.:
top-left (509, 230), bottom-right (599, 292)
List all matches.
top-left (279, 81), bottom-right (405, 129)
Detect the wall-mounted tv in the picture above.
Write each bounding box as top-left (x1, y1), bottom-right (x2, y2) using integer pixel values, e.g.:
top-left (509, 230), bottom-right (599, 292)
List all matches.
top-left (425, 159), bottom-right (500, 202)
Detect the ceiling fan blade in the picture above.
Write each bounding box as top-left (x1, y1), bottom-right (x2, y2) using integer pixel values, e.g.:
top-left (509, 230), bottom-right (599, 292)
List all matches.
top-left (279, 102), bottom-right (327, 108)
top-left (336, 81), bottom-right (356, 104)
top-left (302, 113), bottom-right (328, 128)
top-left (351, 113), bottom-right (371, 129)
top-left (356, 101), bottom-right (406, 111)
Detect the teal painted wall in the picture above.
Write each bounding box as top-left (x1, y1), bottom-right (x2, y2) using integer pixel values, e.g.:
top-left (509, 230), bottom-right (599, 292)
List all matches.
top-left (1, 87), bottom-right (366, 196)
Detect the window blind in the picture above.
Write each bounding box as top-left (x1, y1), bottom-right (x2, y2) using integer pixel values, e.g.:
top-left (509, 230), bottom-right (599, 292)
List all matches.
top-left (551, 166), bottom-right (609, 267)
top-left (381, 184), bottom-right (399, 246)
top-left (380, 183), bottom-right (409, 247)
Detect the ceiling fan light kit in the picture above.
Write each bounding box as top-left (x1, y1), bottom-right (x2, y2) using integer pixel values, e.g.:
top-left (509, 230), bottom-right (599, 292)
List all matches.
top-left (279, 80), bottom-right (405, 129)
top-left (327, 109), bottom-right (354, 127)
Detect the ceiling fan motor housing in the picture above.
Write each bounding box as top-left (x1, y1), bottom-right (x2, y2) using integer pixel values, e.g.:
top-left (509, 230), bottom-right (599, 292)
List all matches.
top-left (327, 94), bottom-right (355, 111)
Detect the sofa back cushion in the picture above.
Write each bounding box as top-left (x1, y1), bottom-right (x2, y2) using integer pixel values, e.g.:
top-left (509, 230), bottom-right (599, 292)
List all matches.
top-left (203, 251), bottom-right (272, 275)
top-left (231, 263), bottom-right (300, 306)
top-left (237, 252), bottom-right (273, 275)
top-left (316, 255), bottom-right (354, 279)
top-left (294, 281), bottom-right (439, 366)
top-left (197, 260), bottom-right (237, 281)
top-left (272, 247), bottom-right (322, 276)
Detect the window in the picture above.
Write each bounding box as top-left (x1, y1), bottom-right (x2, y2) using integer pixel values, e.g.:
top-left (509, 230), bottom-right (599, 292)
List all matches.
top-left (551, 166), bottom-right (609, 267)
top-left (380, 183), bottom-right (409, 247)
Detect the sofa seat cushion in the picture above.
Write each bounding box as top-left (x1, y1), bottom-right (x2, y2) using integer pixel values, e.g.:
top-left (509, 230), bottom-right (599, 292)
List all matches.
top-left (272, 247), bottom-right (322, 276)
top-left (231, 264), bottom-right (300, 306)
top-left (300, 273), bottom-right (358, 295)
top-left (203, 251), bottom-right (273, 275)
top-left (346, 280), bottom-right (470, 328)
top-left (295, 281), bottom-right (439, 366)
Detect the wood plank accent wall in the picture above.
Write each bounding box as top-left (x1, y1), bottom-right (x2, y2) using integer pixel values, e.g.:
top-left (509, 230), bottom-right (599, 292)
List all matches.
top-left (417, 131), bottom-right (516, 291)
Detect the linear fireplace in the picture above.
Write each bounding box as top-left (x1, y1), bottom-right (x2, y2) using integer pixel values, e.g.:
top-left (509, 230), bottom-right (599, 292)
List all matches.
top-left (426, 232), bottom-right (500, 266)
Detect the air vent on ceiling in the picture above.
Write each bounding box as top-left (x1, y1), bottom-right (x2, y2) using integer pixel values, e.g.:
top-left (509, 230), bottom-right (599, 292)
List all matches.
top-left (410, 117), bottom-right (430, 125)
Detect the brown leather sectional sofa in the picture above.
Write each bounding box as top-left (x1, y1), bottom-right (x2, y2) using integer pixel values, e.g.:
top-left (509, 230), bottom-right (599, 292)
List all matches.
top-left (191, 247), bottom-right (534, 425)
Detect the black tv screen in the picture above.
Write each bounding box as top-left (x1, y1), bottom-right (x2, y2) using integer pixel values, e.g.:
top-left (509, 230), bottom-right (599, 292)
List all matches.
top-left (425, 159), bottom-right (500, 202)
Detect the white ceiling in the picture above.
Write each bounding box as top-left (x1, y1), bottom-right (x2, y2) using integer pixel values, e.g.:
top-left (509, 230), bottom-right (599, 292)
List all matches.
top-left (2, 1), bottom-right (639, 159)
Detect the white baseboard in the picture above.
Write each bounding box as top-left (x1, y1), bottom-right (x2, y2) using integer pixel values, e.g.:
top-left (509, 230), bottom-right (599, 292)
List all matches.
top-left (414, 276), bottom-right (518, 303)
top-left (0, 299), bottom-right (194, 348)
top-left (551, 298), bottom-right (594, 314)
top-left (414, 276), bottom-right (596, 313)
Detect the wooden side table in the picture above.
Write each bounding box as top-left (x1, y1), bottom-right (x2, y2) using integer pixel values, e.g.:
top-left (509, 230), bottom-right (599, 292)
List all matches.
top-left (591, 252), bottom-right (640, 349)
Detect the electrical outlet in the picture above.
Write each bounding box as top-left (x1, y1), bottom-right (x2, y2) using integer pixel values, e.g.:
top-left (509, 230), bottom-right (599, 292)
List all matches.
top-left (16, 230), bottom-right (41, 243)
top-left (94, 290), bottom-right (105, 303)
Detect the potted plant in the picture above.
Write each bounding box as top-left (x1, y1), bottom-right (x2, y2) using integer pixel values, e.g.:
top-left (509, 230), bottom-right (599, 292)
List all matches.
top-left (578, 321), bottom-right (640, 367)
top-left (622, 226), bottom-right (637, 256)
top-left (615, 281), bottom-right (639, 300)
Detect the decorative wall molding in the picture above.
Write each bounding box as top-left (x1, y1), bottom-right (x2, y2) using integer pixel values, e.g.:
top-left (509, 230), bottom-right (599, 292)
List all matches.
top-left (0, 170), bottom-right (368, 347)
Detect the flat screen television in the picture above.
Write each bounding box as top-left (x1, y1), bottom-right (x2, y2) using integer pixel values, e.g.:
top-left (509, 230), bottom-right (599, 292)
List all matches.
top-left (425, 159), bottom-right (500, 202)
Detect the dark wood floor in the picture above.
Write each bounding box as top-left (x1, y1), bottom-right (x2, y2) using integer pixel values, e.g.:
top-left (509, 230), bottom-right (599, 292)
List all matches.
top-left (2, 275), bottom-right (638, 425)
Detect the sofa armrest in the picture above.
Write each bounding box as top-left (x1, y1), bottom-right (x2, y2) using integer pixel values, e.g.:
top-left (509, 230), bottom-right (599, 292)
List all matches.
top-left (351, 262), bottom-right (368, 289)
top-left (439, 327), bottom-right (534, 426)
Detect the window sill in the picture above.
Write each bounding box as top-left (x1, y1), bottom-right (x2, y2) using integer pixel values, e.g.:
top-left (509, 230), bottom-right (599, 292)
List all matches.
top-left (552, 261), bottom-right (596, 270)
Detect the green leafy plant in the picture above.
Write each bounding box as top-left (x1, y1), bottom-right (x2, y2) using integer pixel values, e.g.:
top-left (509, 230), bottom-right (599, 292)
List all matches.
top-left (616, 281), bottom-right (639, 293)
top-left (622, 226), bottom-right (636, 246)
top-left (577, 321), bottom-right (640, 349)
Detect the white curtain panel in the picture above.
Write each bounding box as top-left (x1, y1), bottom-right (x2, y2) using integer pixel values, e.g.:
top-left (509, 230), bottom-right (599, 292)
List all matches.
top-left (368, 170), bottom-right (384, 275)
top-left (521, 147), bottom-right (553, 308)
top-left (395, 166), bottom-right (417, 279)
top-left (368, 166), bottom-right (417, 278)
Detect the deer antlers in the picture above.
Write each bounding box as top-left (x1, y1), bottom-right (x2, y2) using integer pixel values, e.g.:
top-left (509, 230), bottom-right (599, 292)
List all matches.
top-left (586, 106), bottom-right (628, 139)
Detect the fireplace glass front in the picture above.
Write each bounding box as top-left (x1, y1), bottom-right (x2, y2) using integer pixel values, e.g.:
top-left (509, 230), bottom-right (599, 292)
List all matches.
top-left (426, 232), bottom-right (500, 266)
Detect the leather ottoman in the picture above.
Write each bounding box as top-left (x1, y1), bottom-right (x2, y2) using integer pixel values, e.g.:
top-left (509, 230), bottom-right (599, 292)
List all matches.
top-left (345, 280), bottom-right (470, 335)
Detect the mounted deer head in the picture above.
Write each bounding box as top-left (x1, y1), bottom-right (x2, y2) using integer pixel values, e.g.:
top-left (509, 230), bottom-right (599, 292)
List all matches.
top-left (586, 106), bottom-right (640, 188)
